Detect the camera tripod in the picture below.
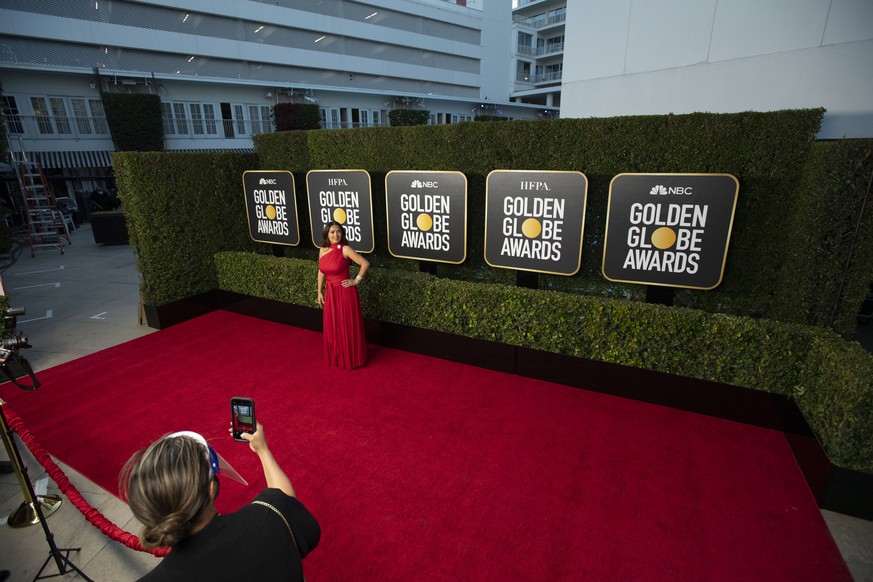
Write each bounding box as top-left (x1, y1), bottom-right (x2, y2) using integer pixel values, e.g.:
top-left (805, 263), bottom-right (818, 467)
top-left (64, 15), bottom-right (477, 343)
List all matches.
top-left (1, 374), bottom-right (93, 581)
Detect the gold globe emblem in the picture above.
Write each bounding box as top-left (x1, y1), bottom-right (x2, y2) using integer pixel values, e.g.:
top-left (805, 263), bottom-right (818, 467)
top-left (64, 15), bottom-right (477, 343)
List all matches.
top-left (333, 207), bottom-right (347, 224)
top-left (416, 213), bottom-right (433, 232)
top-left (651, 227), bottom-right (677, 249)
top-left (265, 205), bottom-right (277, 220)
top-left (521, 218), bottom-right (542, 239)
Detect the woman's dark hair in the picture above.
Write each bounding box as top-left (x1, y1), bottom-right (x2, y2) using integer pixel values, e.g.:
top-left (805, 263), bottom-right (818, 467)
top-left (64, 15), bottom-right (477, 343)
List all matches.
top-left (119, 436), bottom-right (214, 549)
top-left (321, 221), bottom-right (349, 247)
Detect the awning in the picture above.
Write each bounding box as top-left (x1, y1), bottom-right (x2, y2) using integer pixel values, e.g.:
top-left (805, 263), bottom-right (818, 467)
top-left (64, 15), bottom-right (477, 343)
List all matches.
top-left (174, 148), bottom-right (255, 154)
top-left (27, 148), bottom-right (253, 169)
top-left (30, 150), bottom-right (114, 170)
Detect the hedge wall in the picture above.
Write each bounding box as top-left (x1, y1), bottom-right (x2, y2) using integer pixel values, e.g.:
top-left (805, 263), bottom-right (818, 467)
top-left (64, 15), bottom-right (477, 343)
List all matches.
top-left (214, 251), bottom-right (872, 472)
top-left (101, 93), bottom-right (165, 152)
top-left (113, 151), bottom-right (262, 305)
top-left (249, 111), bottom-right (873, 334)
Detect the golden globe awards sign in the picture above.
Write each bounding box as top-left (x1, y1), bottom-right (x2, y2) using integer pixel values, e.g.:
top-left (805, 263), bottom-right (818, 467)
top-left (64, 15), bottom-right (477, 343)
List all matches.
top-left (602, 173), bottom-right (739, 290)
top-left (306, 170), bottom-right (374, 252)
top-left (242, 170), bottom-right (300, 245)
top-left (385, 170), bottom-right (467, 264)
top-left (484, 170), bottom-right (588, 276)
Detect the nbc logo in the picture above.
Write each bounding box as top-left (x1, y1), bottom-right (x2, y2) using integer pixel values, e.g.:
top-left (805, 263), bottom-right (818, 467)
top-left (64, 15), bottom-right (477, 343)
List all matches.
top-left (259, 177), bottom-right (277, 185)
top-left (650, 185), bottom-right (668, 195)
top-left (411, 180), bottom-right (424, 188)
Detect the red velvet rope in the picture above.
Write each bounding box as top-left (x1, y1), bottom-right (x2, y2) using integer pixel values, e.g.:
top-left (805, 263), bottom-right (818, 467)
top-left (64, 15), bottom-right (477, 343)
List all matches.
top-left (3, 404), bottom-right (170, 557)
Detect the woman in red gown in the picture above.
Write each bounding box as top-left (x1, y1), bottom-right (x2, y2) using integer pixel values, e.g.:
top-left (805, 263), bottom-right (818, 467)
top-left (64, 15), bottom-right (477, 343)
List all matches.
top-left (317, 222), bottom-right (369, 369)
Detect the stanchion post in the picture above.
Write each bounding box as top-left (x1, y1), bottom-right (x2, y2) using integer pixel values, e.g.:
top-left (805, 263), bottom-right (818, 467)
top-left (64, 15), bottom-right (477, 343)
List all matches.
top-left (0, 399), bottom-right (93, 581)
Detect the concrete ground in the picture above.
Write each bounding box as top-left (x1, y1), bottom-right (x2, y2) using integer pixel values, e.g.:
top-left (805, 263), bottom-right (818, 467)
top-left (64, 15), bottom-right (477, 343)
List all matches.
top-left (0, 224), bottom-right (870, 581)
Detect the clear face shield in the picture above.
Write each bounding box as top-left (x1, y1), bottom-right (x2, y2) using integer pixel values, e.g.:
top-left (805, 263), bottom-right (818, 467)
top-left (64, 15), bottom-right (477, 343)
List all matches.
top-left (164, 431), bottom-right (248, 486)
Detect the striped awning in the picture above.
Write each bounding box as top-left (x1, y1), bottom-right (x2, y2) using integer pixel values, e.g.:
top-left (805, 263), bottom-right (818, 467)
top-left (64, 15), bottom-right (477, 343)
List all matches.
top-left (28, 148), bottom-right (253, 169)
top-left (174, 148), bottom-right (255, 154)
top-left (31, 150), bottom-right (114, 170)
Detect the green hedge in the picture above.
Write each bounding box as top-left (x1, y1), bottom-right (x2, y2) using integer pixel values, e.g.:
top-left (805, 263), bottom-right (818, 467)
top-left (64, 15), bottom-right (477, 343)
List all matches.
top-left (214, 251), bottom-right (872, 472)
top-left (102, 93), bottom-right (164, 152)
top-left (769, 140), bottom-right (873, 336)
top-left (251, 111), bottom-right (873, 330)
top-left (274, 103), bottom-right (320, 131)
top-left (388, 109), bottom-right (430, 126)
top-left (113, 151), bottom-right (262, 305)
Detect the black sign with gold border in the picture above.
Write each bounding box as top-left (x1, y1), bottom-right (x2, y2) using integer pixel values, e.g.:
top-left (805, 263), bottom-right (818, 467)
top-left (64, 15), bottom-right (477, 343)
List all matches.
top-left (385, 170), bottom-right (467, 264)
top-left (306, 169), bottom-right (375, 253)
top-left (602, 173), bottom-right (739, 290)
top-left (242, 170), bottom-right (300, 246)
top-left (484, 170), bottom-right (588, 276)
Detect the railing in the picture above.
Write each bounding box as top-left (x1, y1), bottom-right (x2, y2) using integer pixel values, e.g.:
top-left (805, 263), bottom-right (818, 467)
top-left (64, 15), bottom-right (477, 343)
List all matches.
top-left (513, 12), bottom-right (566, 29)
top-left (163, 117), bottom-right (274, 139)
top-left (532, 70), bottom-right (562, 84)
top-left (3, 114), bottom-right (111, 141)
top-left (516, 42), bottom-right (564, 58)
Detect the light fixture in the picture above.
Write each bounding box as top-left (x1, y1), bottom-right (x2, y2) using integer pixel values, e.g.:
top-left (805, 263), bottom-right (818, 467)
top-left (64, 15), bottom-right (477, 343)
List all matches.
top-left (182, 13), bottom-right (189, 23)
top-left (264, 92), bottom-right (273, 98)
top-left (365, 12), bottom-right (378, 20)
top-left (187, 56), bottom-right (195, 62)
top-left (254, 25), bottom-right (264, 33)
top-left (314, 35), bottom-right (326, 43)
top-left (89, 81), bottom-right (96, 89)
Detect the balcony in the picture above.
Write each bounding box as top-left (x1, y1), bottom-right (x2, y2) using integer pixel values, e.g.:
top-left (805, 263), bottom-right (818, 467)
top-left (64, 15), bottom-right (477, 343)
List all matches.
top-left (532, 70), bottom-right (562, 84)
top-left (3, 114), bottom-right (112, 142)
top-left (517, 41), bottom-right (564, 58)
top-left (513, 12), bottom-right (566, 30)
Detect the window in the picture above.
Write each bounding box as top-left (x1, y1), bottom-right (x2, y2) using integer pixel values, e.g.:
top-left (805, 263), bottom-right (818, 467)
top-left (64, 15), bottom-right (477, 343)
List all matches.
top-left (546, 35), bottom-right (564, 53)
top-left (517, 32), bottom-right (533, 56)
top-left (234, 105), bottom-right (246, 134)
top-left (49, 98), bottom-right (72, 134)
top-left (203, 104), bottom-right (217, 134)
top-left (161, 102), bottom-right (176, 135)
top-left (190, 103), bottom-right (205, 135)
top-left (1, 96), bottom-right (23, 134)
top-left (517, 60), bottom-right (531, 82)
top-left (31, 97), bottom-right (54, 134)
top-left (248, 105), bottom-right (272, 134)
top-left (173, 103), bottom-right (189, 134)
top-left (70, 98), bottom-right (109, 135)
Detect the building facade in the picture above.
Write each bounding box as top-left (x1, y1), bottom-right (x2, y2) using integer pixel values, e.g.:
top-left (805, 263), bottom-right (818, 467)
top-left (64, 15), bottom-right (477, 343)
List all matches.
top-left (510, 0), bottom-right (565, 112)
top-left (0, 0), bottom-right (553, 203)
top-left (559, 0), bottom-right (873, 139)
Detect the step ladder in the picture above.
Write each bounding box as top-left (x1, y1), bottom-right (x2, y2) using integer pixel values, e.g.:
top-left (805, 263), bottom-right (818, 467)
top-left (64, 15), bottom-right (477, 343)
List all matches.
top-left (18, 161), bottom-right (71, 257)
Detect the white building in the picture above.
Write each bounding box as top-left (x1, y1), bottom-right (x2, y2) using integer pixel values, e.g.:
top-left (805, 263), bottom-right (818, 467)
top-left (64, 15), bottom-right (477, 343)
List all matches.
top-left (0, 0), bottom-right (552, 201)
top-left (559, 0), bottom-right (873, 139)
top-left (511, 0), bottom-right (565, 113)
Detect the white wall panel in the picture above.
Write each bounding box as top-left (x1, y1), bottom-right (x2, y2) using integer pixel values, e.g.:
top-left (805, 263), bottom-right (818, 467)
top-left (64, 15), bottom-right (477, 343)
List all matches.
top-left (561, 40), bottom-right (873, 138)
top-left (823, 0), bottom-right (873, 44)
top-left (625, 0), bottom-right (716, 73)
top-left (562, 1), bottom-right (630, 81)
top-left (709, 0), bottom-right (831, 61)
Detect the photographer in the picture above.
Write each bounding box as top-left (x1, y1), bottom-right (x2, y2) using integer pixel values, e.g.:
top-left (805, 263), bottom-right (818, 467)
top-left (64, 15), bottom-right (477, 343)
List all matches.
top-left (121, 423), bottom-right (319, 581)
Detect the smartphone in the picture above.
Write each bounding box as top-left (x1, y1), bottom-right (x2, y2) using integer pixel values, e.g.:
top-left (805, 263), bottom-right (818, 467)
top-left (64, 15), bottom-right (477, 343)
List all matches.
top-left (231, 397), bottom-right (256, 441)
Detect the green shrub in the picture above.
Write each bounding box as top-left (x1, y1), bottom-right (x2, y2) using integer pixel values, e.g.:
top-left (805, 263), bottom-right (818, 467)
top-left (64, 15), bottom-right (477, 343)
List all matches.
top-left (274, 103), bottom-right (320, 131)
top-left (101, 93), bottom-right (164, 151)
top-left (388, 109), bottom-right (430, 126)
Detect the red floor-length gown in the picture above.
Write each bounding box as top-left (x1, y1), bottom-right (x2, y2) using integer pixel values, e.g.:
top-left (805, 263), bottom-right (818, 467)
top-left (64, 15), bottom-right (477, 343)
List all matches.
top-left (319, 245), bottom-right (368, 369)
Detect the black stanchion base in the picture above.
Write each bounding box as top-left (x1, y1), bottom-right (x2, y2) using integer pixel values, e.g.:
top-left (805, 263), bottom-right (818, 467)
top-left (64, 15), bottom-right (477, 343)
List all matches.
top-left (35, 547), bottom-right (91, 582)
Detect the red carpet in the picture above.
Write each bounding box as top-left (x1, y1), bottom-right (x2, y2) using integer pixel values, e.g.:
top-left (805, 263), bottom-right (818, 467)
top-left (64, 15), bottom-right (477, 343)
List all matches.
top-left (2, 311), bottom-right (850, 580)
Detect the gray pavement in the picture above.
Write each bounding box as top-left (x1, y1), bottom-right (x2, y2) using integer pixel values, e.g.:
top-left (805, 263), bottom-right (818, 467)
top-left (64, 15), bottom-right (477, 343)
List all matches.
top-left (0, 223), bottom-right (870, 581)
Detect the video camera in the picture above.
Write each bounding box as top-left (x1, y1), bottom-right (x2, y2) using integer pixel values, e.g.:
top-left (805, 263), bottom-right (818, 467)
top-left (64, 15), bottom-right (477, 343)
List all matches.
top-left (0, 302), bottom-right (39, 390)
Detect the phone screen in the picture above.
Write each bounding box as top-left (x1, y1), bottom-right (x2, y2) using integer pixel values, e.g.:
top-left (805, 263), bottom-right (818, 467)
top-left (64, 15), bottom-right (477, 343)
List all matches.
top-left (231, 398), bottom-right (256, 441)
